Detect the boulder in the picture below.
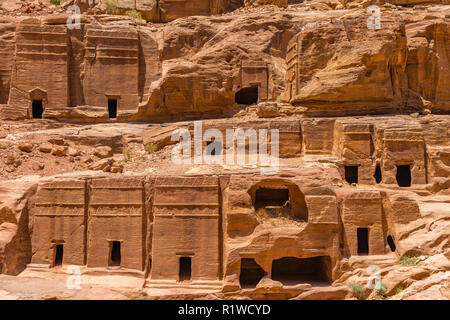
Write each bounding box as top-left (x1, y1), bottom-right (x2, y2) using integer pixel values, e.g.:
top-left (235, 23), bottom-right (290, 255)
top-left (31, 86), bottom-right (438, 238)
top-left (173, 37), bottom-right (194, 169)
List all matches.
top-left (94, 146), bottom-right (113, 159)
top-left (257, 102), bottom-right (280, 118)
top-left (18, 143), bottom-right (33, 153)
top-left (51, 146), bottom-right (68, 157)
top-left (39, 143), bottom-right (53, 153)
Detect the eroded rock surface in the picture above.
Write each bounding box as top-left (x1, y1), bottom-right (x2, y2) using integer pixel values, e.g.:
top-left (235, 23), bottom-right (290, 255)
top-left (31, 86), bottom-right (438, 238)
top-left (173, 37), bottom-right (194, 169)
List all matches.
top-left (0, 1), bottom-right (448, 300)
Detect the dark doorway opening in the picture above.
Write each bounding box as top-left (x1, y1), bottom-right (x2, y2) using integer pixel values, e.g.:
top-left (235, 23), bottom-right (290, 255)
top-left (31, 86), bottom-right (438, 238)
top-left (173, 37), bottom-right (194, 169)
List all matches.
top-left (250, 181), bottom-right (308, 221)
top-left (239, 258), bottom-right (265, 288)
top-left (206, 140), bottom-right (222, 156)
top-left (109, 241), bottom-right (121, 266)
top-left (54, 244), bottom-right (63, 266)
top-left (271, 256), bottom-right (331, 284)
top-left (387, 235), bottom-right (396, 252)
top-left (32, 100), bottom-right (43, 119)
top-left (357, 228), bottom-right (369, 255)
top-left (396, 165), bottom-right (411, 187)
top-left (255, 188), bottom-right (289, 209)
top-left (179, 257), bottom-right (192, 282)
top-left (345, 166), bottom-right (359, 184)
top-left (235, 86), bottom-right (258, 105)
top-left (108, 99), bottom-right (117, 119)
top-left (374, 164), bottom-right (382, 184)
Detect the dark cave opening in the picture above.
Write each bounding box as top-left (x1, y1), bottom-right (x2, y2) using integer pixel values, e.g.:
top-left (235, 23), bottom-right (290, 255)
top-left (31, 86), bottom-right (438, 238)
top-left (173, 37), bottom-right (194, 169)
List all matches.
top-left (109, 241), bottom-right (121, 266)
top-left (396, 165), bottom-right (411, 187)
top-left (387, 235), bottom-right (396, 252)
top-left (271, 256), bottom-right (331, 284)
top-left (345, 166), bottom-right (359, 184)
top-left (239, 258), bottom-right (265, 288)
top-left (235, 86), bottom-right (258, 105)
top-left (374, 164), bottom-right (382, 184)
top-left (254, 188), bottom-right (289, 209)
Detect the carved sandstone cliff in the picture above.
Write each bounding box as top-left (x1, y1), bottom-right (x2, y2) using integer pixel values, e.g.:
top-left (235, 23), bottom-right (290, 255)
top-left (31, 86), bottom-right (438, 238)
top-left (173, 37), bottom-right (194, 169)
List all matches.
top-left (0, 2), bottom-right (448, 300)
top-left (0, 5), bottom-right (449, 122)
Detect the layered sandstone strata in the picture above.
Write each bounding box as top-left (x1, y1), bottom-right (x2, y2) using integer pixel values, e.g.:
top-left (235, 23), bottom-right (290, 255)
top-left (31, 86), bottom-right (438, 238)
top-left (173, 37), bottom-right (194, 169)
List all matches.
top-left (0, 5), bottom-right (448, 122)
top-left (0, 1), bottom-right (449, 300)
top-left (0, 115), bottom-right (449, 299)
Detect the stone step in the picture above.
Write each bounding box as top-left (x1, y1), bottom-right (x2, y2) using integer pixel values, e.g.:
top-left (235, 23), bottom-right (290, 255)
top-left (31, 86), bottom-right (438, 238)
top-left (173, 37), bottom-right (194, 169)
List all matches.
top-left (145, 279), bottom-right (223, 290)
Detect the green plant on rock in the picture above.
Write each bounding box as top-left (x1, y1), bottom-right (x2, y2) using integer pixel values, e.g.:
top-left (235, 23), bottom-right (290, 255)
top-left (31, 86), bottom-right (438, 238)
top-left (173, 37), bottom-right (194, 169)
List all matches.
top-left (105, 0), bottom-right (120, 14)
top-left (50, 0), bottom-right (62, 5)
top-left (349, 283), bottom-right (366, 295)
top-left (126, 10), bottom-right (146, 24)
top-left (375, 282), bottom-right (387, 296)
top-left (144, 143), bottom-right (158, 154)
top-left (395, 286), bottom-right (404, 295)
top-left (123, 148), bottom-right (132, 162)
top-left (400, 254), bottom-right (421, 267)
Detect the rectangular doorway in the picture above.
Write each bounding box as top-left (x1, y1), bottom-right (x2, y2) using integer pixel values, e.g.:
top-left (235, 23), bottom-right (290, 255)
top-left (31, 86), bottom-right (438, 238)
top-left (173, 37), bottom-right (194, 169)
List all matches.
top-left (357, 228), bottom-right (369, 255)
top-left (109, 241), bottom-right (121, 266)
top-left (396, 165), bottom-right (411, 187)
top-left (179, 257), bottom-right (192, 282)
top-left (54, 244), bottom-right (63, 266)
top-left (32, 100), bottom-right (43, 119)
top-left (108, 99), bottom-right (117, 119)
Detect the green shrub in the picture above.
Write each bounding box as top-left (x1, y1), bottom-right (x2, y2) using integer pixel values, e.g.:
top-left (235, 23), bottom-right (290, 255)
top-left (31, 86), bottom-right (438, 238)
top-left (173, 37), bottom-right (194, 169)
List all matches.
top-left (349, 283), bottom-right (366, 295)
top-left (400, 254), bottom-right (421, 267)
top-left (105, 0), bottom-right (120, 14)
top-left (144, 142), bottom-right (158, 154)
top-left (375, 282), bottom-right (387, 296)
top-left (123, 148), bottom-right (132, 162)
top-left (50, 0), bottom-right (62, 5)
top-left (395, 286), bottom-right (404, 295)
top-left (126, 10), bottom-right (146, 24)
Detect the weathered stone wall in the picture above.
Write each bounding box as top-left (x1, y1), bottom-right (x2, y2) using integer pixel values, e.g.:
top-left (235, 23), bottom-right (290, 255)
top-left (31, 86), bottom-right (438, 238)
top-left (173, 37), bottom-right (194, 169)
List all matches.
top-left (223, 171), bottom-right (341, 290)
top-left (8, 23), bottom-right (70, 118)
top-left (342, 190), bottom-right (384, 256)
top-left (30, 181), bottom-right (86, 266)
top-left (16, 113), bottom-right (450, 289)
top-left (380, 127), bottom-right (426, 185)
top-left (406, 20), bottom-right (450, 113)
top-left (87, 177), bottom-right (145, 270)
top-left (0, 8), bottom-right (449, 121)
top-left (142, 117), bottom-right (450, 189)
top-left (150, 176), bottom-right (221, 281)
top-left (285, 15), bottom-right (408, 115)
top-left (0, 23), bottom-right (15, 105)
top-left (83, 26), bottom-right (140, 116)
top-left (333, 122), bottom-right (374, 184)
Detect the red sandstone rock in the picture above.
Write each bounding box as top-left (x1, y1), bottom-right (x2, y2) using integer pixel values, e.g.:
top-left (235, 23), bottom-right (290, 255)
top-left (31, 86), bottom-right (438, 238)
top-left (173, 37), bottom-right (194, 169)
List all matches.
top-left (51, 146), bottom-right (67, 157)
top-left (94, 146), bottom-right (113, 159)
top-left (18, 143), bottom-right (33, 153)
top-left (39, 143), bottom-right (52, 153)
top-left (257, 102), bottom-right (280, 118)
top-left (0, 2), bottom-right (448, 301)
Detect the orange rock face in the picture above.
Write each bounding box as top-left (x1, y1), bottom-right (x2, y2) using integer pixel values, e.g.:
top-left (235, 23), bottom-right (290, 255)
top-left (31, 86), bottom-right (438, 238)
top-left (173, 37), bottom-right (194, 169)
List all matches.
top-left (0, 1), bottom-right (449, 300)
